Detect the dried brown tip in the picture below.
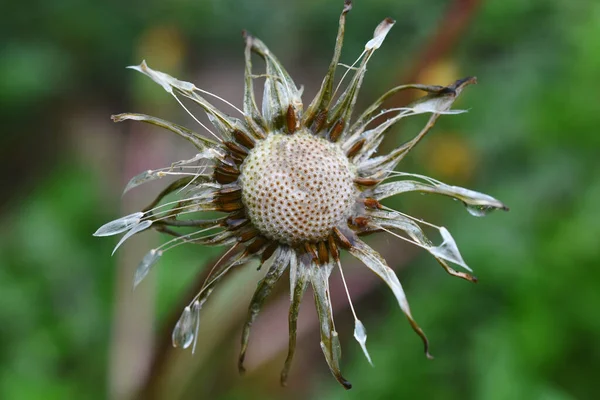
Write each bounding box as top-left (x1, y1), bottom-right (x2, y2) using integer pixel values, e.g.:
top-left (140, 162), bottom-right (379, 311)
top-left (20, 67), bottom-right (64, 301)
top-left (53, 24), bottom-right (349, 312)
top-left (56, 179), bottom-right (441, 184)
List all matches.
top-left (238, 356), bottom-right (246, 375)
top-left (343, 0), bottom-right (352, 14)
top-left (450, 76), bottom-right (478, 93)
top-left (338, 377), bottom-right (353, 390)
top-left (241, 29), bottom-right (252, 42)
top-left (436, 259), bottom-right (478, 283)
top-left (407, 318), bottom-right (434, 360)
top-left (280, 372), bottom-right (289, 387)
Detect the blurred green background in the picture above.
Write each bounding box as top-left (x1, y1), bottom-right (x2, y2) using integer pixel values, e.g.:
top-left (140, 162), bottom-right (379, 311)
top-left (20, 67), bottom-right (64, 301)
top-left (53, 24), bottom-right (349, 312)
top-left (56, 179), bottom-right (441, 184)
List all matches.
top-left (2, 0), bottom-right (599, 399)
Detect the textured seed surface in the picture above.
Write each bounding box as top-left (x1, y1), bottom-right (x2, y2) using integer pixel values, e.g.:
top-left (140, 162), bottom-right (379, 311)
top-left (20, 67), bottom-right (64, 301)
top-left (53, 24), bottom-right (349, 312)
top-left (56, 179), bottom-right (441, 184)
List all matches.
top-left (239, 130), bottom-right (356, 244)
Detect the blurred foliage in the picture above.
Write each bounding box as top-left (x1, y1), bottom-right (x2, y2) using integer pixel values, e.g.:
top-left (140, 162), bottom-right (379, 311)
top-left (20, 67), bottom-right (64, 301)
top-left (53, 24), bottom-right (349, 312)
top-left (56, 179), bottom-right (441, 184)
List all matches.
top-left (1, 0), bottom-right (599, 399)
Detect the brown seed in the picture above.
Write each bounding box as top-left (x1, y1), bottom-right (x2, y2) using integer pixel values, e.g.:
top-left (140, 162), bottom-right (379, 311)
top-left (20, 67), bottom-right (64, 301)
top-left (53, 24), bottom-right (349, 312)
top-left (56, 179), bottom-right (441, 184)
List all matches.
top-left (246, 236), bottom-right (269, 254)
top-left (354, 177), bottom-right (381, 186)
top-left (216, 188), bottom-right (242, 204)
top-left (318, 241), bottom-right (329, 265)
top-left (216, 201), bottom-right (244, 212)
top-left (353, 216), bottom-right (369, 228)
top-left (363, 197), bottom-right (382, 209)
top-left (238, 227), bottom-right (259, 242)
top-left (328, 235), bottom-right (339, 261)
top-left (233, 129), bottom-right (255, 149)
top-left (225, 210), bottom-right (248, 227)
top-left (328, 118), bottom-right (345, 142)
top-left (304, 242), bottom-right (319, 262)
top-left (226, 217), bottom-right (249, 231)
top-left (225, 141), bottom-right (249, 157)
top-left (260, 241), bottom-right (279, 263)
top-left (215, 169), bottom-right (238, 184)
top-left (216, 164), bottom-right (240, 175)
top-left (333, 227), bottom-right (352, 249)
top-left (219, 185), bottom-right (242, 194)
top-left (226, 210), bottom-right (246, 221)
top-left (286, 104), bottom-right (297, 134)
top-left (346, 139), bottom-right (365, 158)
top-left (310, 110), bottom-right (327, 133)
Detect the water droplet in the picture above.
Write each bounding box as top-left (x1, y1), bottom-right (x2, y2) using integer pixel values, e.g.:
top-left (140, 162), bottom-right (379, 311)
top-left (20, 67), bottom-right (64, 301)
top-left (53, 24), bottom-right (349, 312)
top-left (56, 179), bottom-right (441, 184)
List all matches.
top-left (93, 212), bottom-right (144, 237)
top-left (133, 249), bottom-right (162, 289)
top-left (172, 306), bottom-right (195, 349)
top-left (464, 203), bottom-right (495, 217)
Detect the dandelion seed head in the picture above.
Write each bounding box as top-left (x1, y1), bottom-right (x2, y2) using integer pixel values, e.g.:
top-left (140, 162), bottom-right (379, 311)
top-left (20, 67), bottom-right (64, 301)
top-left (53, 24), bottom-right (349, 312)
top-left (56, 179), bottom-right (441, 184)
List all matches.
top-left (95, 0), bottom-right (508, 390)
